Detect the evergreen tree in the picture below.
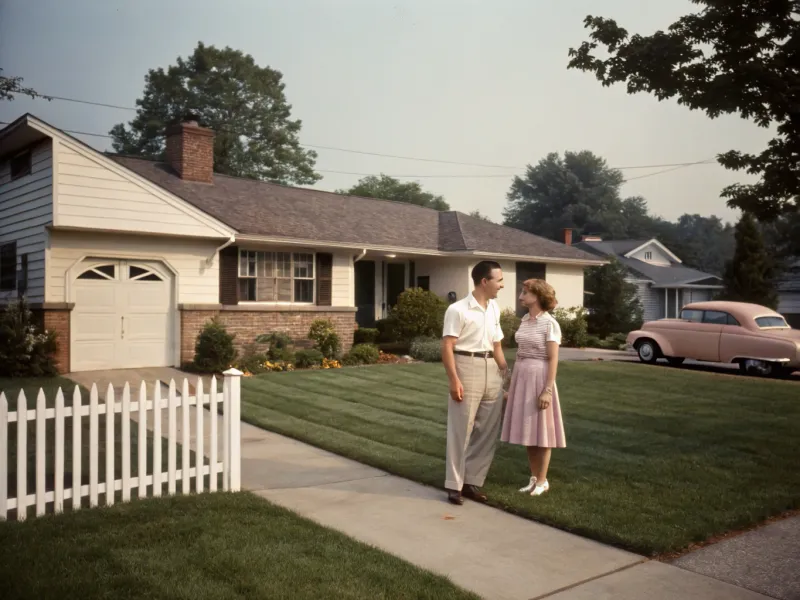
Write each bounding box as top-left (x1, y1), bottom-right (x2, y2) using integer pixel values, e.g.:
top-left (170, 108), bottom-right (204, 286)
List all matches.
top-left (719, 213), bottom-right (778, 308)
top-left (584, 257), bottom-right (644, 337)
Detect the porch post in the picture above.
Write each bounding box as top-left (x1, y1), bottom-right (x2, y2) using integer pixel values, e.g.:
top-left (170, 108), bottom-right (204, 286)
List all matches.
top-left (664, 288), bottom-right (669, 318)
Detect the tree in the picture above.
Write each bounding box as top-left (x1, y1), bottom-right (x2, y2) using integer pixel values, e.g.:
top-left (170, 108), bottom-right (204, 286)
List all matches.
top-left (469, 210), bottom-right (493, 222)
top-left (0, 68), bottom-right (49, 102)
top-left (584, 258), bottom-right (644, 337)
top-left (719, 213), bottom-right (779, 308)
top-left (503, 150), bottom-right (632, 241)
top-left (567, 2), bottom-right (800, 220)
top-left (110, 42), bottom-right (319, 185)
top-left (338, 174), bottom-right (450, 210)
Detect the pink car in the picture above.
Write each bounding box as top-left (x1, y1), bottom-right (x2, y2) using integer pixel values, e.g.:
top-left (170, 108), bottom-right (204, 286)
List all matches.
top-left (626, 301), bottom-right (800, 377)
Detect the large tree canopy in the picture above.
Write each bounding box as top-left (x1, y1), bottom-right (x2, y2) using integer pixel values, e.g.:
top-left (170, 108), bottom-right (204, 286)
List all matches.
top-left (110, 42), bottom-right (320, 185)
top-left (567, 1), bottom-right (800, 220)
top-left (337, 174), bottom-right (450, 210)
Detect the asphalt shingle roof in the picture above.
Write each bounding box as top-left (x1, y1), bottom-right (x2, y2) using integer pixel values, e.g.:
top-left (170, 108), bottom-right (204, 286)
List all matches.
top-left (110, 155), bottom-right (600, 262)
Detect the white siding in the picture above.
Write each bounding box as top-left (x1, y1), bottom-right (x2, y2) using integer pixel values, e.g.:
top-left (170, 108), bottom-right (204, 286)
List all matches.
top-left (416, 259), bottom-right (472, 302)
top-left (332, 252), bottom-right (353, 307)
top-left (0, 140), bottom-right (53, 303)
top-left (55, 143), bottom-right (227, 238)
top-left (47, 230), bottom-right (220, 304)
top-left (632, 281), bottom-right (662, 322)
top-left (629, 243), bottom-right (672, 266)
top-left (545, 263), bottom-right (585, 309)
top-left (778, 292), bottom-right (800, 315)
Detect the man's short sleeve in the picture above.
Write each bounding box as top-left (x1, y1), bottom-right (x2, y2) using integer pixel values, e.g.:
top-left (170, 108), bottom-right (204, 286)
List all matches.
top-left (491, 302), bottom-right (504, 343)
top-left (546, 316), bottom-right (562, 345)
top-left (442, 304), bottom-right (463, 338)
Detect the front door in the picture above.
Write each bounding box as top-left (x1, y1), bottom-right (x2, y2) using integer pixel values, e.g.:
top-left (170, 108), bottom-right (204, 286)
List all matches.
top-left (354, 260), bottom-right (376, 327)
top-left (386, 263), bottom-right (406, 312)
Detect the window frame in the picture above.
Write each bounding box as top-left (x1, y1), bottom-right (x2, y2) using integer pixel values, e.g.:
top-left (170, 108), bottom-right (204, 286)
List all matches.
top-left (0, 242), bottom-right (17, 291)
top-left (237, 249), bottom-right (317, 304)
top-left (10, 150), bottom-right (32, 181)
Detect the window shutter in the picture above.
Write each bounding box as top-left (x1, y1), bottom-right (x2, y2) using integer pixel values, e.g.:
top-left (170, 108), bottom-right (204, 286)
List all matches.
top-left (219, 245), bottom-right (239, 305)
top-left (316, 253), bottom-right (333, 306)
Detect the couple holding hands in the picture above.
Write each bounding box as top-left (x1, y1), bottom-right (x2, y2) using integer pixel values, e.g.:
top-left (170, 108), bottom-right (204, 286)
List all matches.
top-left (441, 261), bottom-right (566, 506)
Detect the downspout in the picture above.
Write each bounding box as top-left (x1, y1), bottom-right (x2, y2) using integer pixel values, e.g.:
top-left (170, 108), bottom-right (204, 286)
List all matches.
top-left (354, 248), bottom-right (367, 263)
top-left (206, 235), bottom-right (236, 267)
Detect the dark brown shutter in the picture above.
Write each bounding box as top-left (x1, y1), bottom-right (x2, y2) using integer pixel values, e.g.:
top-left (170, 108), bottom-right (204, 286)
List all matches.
top-left (219, 245), bottom-right (239, 305)
top-left (316, 253), bottom-right (333, 306)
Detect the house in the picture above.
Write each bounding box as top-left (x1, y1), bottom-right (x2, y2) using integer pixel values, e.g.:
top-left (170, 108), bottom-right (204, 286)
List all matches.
top-left (777, 258), bottom-right (800, 328)
top-left (0, 113), bottom-right (603, 373)
top-left (573, 236), bottom-right (724, 322)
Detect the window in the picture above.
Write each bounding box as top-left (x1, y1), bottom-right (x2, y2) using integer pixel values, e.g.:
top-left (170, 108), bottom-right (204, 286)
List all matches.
top-left (129, 265), bottom-right (163, 281)
top-left (77, 264), bottom-right (117, 280)
top-left (644, 251), bottom-right (653, 260)
top-left (417, 275), bottom-right (430, 291)
top-left (238, 250), bottom-right (315, 303)
top-left (702, 310), bottom-right (739, 325)
top-left (10, 151), bottom-right (32, 181)
top-left (755, 316), bottom-right (789, 329)
top-left (680, 309), bottom-right (703, 323)
top-left (0, 242), bottom-right (17, 291)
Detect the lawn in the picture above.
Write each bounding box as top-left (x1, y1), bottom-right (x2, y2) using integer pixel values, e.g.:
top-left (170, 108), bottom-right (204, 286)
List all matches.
top-left (239, 360), bottom-right (800, 556)
top-left (0, 377), bottom-right (195, 518)
top-left (0, 492), bottom-right (478, 600)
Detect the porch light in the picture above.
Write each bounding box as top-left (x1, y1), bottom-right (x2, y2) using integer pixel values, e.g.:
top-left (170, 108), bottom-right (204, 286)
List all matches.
top-left (385, 254), bottom-right (397, 258)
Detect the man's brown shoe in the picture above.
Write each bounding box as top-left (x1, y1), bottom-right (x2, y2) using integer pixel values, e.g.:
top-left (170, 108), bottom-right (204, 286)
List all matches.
top-left (462, 485), bottom-right (487, 503)
top-left (447, 490), bottom-right (463, 505)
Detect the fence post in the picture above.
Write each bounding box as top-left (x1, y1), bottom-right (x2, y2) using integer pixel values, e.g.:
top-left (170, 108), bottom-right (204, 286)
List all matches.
top-left (222, 369), bottom-right (243, 492)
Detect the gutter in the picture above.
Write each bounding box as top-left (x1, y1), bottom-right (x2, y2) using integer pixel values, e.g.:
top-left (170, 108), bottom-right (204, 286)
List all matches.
top-left (206, 235), bottom-right (236, 267)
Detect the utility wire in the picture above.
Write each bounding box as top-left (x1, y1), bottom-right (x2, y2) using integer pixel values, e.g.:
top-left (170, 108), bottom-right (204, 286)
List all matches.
top-left (5, 92), bottom-right (720, 172)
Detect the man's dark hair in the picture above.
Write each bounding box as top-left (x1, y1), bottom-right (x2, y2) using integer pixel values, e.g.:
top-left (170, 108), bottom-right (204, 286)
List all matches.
top-left (471, 261), bottom-right (502, 286)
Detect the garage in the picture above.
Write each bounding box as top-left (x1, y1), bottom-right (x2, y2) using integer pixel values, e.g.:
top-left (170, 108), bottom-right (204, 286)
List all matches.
top-left (71, 259), bottom-right (174, 372)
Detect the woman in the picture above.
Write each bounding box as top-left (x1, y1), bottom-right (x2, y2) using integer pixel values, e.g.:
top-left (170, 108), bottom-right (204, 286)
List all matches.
top-left (500, 278), bottom-right (566, 496)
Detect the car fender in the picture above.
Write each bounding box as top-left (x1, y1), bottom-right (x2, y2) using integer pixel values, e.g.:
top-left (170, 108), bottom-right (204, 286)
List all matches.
top-left (626, 329), bottom-right (676, 357)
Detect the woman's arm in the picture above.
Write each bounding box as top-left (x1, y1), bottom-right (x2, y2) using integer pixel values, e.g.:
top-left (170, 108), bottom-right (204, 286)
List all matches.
top-left (544, 341), bottom-right (559, 391)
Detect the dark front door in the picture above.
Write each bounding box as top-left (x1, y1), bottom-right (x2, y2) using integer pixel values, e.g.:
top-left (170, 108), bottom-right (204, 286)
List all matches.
top-left (355, 260), bottom-right (376, 327)
top-left (386, 263), bottom-right (406, 312)
top-left (516, 262), bottom-right (546, 317)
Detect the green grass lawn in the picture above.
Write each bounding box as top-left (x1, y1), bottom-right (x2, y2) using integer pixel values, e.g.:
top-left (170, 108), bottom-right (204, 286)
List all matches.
top-left (239, 361), bottom-right (800, 556)
top-left (1, 377), bottom-right (196, 518)
top-left (0, 492), bottom-right (477, 600)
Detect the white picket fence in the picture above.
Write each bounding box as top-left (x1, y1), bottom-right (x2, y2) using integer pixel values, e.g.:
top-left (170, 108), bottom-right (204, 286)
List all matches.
top-left (0, 368), bottom-right (242, 521)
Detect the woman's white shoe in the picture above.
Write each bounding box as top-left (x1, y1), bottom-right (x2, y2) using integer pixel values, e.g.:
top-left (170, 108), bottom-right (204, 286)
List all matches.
top-left (530, 480), bottom-right (549, 496)
top-left (519, 476), bottom-right (537, 493)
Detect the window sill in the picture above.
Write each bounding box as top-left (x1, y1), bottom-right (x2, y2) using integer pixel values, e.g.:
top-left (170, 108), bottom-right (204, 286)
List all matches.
top-left (179, 303), bottom-right (357, 313)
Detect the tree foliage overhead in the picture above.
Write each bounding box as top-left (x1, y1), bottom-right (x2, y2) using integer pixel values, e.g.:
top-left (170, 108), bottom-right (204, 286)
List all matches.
top-left (110, 42), bottom-right (320, 185)
top-left (567, 1), bottom-right (800, 220)
top-left (0, 68), bottom-right (49, 102)
top-left (584, 257), bottom-right (644, 337)
top-left (337, 174), bottom-right (450, 210)
top-left (719, 213), bottom-right (779, 308)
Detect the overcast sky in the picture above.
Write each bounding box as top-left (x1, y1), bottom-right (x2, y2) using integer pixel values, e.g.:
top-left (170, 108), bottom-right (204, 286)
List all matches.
top-left (0, 0), bottom-right (773, 226)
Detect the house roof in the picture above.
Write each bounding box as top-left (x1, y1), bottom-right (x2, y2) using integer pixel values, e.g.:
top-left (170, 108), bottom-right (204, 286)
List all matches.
top-left (574, 239), bottom-right (722, 287)
top-left (110, 155), bottom-right (602, 263)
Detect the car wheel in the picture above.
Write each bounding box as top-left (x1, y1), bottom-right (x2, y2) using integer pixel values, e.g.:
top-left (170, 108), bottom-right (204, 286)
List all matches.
top-left (667, 357), bottom-right (685, 366)
top-left (636, 340), bottom-right (659, 364)
top-left (740, 359), bottom-right (785, 377)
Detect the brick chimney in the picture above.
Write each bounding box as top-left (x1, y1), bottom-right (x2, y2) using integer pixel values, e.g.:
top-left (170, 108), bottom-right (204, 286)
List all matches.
top-left (562, 228), bottom-right (573, 245)
top-left (165, 117), bottom-right (215, 183)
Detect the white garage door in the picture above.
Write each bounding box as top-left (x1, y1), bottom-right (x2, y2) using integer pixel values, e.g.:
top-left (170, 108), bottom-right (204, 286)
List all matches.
top-left (72, 260), bottom-right (174, 372)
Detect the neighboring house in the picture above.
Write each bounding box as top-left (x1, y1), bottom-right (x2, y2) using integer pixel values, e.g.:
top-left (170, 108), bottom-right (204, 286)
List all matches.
top-left (0, 113), bottom-right (603, 374)
top-left (777, 258), bottom-right (800, 328)
top-left (573, 236), bottom-right (724, 322)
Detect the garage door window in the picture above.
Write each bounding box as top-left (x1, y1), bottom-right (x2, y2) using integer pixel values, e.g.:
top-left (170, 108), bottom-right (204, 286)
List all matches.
top-left (77, 264), bottom-right (117, 280)
top-left (129, 265), bottom-right (163, 281)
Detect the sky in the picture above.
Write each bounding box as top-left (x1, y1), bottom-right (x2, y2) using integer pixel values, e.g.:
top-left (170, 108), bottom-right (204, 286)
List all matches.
top-left (0, 0), bottom-right (774, 226)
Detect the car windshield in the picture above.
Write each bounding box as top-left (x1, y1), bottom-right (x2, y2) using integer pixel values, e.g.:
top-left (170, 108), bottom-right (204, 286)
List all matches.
top-left (754, 316), bottom-right (790, 329)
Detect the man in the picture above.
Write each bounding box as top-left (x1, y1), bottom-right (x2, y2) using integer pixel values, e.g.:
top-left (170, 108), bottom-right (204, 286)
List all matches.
top-left (441, 260), bottom-right (508, 505)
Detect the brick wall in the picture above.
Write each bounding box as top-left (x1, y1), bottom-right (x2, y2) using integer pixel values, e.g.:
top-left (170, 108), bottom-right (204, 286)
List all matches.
top-left (27, 306), bottom-right (72, 374)
top-left (179, 308), bottom-right (357, 365)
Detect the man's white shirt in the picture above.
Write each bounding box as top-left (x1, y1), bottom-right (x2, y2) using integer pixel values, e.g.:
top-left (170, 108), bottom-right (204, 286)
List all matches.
top-left (442, 293), bottom-right (504, 352)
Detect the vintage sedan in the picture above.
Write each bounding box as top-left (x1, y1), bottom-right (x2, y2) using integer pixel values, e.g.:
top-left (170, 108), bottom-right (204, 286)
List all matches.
top-left (626, 301), bottom-right (800, 377)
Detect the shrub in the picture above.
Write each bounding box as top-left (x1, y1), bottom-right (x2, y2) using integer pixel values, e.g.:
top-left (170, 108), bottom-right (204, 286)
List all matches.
top-left (551, 307), bottom-right (589, 348)
top-left (500, 308), bottom-right (521, 348)
top-left (410, 336), bottom-right (442, 363)
top-left (376, 317), bottom-right (398, 343)
top-left (0, 298), bottom-right (58, 377)
top-left (193, 317), bottom-right (237, 373)
top-left (308, 318), bottom-right (341, 359)
top-left (343, 343), bottom-right (380, 366)
top-left (255, 331), bottom-right (294, 361)
top-left (295, 349), bottom-right (325, 369)
top-left (388, 288), bottom-right (447, 341)
top-left (353, 327), bottom-right (380, 345)
top-left (237, 345), bottom-right (270, 375)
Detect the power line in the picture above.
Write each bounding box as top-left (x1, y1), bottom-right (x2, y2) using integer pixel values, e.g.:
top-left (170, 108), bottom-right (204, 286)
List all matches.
top-left (8, 92), bottom-right (719, 172)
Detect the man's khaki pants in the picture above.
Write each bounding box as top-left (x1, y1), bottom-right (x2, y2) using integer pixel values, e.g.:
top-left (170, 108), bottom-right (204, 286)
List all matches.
top-left (445, 354), bottom-right (504, 491)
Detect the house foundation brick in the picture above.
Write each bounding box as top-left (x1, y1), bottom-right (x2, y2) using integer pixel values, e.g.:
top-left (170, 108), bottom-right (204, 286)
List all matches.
top-left (179, 307), bottom-right (357, 365)
top-left (25, 303), bottom-right (73, 374)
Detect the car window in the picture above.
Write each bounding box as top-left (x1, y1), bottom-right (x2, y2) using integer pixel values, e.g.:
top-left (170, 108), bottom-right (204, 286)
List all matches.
top-left (755, 316), bottom-right (789, 328)
top-left (703, 310), bottom-right (730, 325)
top-left (726, 313), bottom-right (740, 326)
top-left (680, 309), bottom-right (703, 322)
